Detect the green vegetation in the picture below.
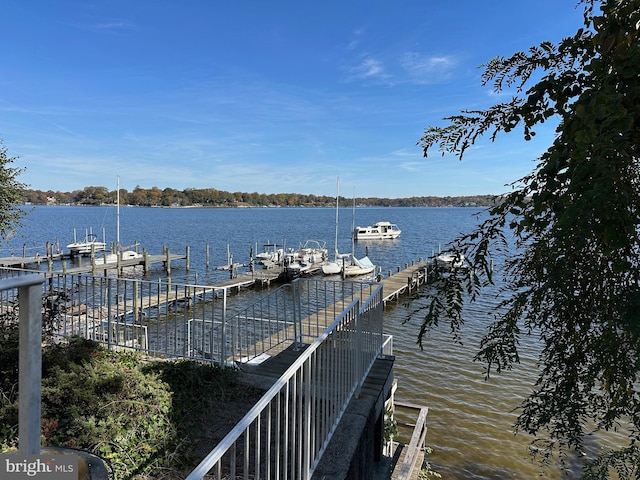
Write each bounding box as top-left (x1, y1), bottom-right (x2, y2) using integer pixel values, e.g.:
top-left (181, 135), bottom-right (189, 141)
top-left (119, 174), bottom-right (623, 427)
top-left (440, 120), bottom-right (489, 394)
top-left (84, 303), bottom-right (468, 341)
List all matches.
top-left (0, 328), bottom-right (263, 479)
top-left (0, 140), bottom-right (28, 238)
top-left (24, 185), bottom-right (496, 208)
top-left (418, 0), bottom-right (640, 477)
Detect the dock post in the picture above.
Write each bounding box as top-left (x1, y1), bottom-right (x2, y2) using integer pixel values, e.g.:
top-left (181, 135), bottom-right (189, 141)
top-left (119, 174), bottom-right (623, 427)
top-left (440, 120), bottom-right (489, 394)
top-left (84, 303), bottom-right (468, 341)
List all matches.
top-left (133, 281), bottom-right (139, 323)
top-left (143, 249), bottom-right (149, 273)
top-left (165, 247), bottom-right (171, 275)
top-left (205, 244), bottom-right (210, 269)
top-left (185, 246), bottom-right (190, 272)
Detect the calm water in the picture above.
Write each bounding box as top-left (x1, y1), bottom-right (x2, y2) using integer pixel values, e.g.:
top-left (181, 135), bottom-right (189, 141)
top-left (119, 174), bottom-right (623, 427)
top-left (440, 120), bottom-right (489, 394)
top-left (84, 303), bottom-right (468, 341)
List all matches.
top-left (4, 206), bottom-right (624, 478)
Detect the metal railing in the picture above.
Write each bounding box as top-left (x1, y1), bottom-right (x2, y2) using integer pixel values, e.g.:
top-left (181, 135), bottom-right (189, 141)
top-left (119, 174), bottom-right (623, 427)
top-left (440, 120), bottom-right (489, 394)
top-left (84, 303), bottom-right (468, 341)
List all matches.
top-left (0, 268), bottom-right (387, 478)
top-left (0, 268), bottom-right (230, 362)
top-left (185, 281), bottom-right (385, 480)
top-left (0, 272), bottom-right (45, 455)
top-left (0, 269), bottom-right (381, 369)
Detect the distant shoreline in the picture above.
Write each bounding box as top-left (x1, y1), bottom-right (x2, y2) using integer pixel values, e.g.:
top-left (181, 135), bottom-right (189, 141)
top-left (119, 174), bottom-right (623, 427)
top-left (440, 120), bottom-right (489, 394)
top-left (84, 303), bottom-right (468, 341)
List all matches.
top-left (24, 188), bottom-right (498, 209)
top-left (23, 202), bottom-right (495, 209)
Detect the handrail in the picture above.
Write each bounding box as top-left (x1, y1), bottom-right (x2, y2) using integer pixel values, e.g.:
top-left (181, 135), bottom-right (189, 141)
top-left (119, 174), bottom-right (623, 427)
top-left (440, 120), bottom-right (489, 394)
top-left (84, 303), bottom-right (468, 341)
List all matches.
top-left (394, 401), bottom-right (429, 480)
top-left (185, 281), bottom-right (384, 480)
top-left (0, 268), bottom-right (386, 477)
top-left (0, 273), bottom-right (45, 454)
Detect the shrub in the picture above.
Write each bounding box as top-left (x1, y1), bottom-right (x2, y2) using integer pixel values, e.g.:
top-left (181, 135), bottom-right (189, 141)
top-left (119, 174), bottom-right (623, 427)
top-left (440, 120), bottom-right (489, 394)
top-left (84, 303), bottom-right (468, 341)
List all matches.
top-left (0, 336), bottom-right (263, 479)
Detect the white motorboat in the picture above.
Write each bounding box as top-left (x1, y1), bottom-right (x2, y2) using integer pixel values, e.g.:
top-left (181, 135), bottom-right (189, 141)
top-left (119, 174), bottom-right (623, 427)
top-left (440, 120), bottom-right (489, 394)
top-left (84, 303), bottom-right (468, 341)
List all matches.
top-left (67, 230), bottom-right (106, 255)
top-left (354, 221), bottom-right (401, 240)
top-left (435, 253), bottom-right (465, 270)
top-left (255, 243), bottom-right (284, 265)
top-left (285, 240), bottom-right (328, 276)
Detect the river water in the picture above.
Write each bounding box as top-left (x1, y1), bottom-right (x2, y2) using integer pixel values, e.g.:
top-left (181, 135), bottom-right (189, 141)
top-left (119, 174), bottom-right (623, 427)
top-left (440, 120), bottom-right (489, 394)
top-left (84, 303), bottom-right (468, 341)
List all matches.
top-left (3, 205), bottom-right (624, 478)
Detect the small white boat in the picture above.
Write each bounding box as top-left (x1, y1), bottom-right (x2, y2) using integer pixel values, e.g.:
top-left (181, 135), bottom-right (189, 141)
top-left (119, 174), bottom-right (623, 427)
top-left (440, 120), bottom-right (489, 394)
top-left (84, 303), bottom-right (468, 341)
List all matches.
top-left (101, 176), bottom-right (142, 265)
top-left (285, 240), bottom-right (328, 276)
top-left (322, 253), bottom-right (354, 275)
top-left (102, 245), bottom-right (143, 264)
top-left (435, 253), bottom-right (465, 270)
top-left (342, 255), bottom-right (376, 277)
top-left (323, 178), bottom-right (350, 275)
top-left (255, 243), bottom-right (284, 265)
top-left (354, 221), bottom-right (401, 240)
top-left (325, 186), bottom-right (380, 277)
top-left (67, 231), bottom-right (106, 255)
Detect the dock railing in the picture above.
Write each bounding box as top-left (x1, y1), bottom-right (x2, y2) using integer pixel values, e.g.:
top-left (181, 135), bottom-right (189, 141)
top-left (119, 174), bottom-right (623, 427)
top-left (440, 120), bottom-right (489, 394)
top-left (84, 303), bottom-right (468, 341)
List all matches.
top-left (0, 267), bottom-right (229, 361)
top-left (185, 280), bottom-right (385, 480)
top-left (222, 277), bottom-right (382, 365)
top-left (0, 268), bottom-right (382, 368)
top-left (0, 267), bottom-right (387, 478)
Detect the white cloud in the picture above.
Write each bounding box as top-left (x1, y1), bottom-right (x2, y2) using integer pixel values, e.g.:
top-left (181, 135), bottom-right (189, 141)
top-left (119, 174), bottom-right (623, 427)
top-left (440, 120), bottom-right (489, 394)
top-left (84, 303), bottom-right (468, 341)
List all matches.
top-left (399, 52), bottom-right (457, 84)
top-left (346, 57), bottom-right (390, 83)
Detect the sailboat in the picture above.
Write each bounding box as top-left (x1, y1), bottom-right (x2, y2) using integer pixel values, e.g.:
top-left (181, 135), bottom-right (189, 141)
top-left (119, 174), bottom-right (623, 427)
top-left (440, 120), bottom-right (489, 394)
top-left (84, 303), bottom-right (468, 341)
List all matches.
top-left (102, 176), bottom-right (142, 264)
top-left (342, 190), bottom-right (376, 277)
top-left (322, 178), bottom-right (349, 275)
top-left (322, 183), bottom-right (376, 277)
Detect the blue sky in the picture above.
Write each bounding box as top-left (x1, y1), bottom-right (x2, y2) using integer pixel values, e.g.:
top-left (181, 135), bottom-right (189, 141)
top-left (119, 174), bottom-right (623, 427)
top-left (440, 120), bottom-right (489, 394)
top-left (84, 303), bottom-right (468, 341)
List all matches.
top-left (1, 1), bottom-right (586, 198)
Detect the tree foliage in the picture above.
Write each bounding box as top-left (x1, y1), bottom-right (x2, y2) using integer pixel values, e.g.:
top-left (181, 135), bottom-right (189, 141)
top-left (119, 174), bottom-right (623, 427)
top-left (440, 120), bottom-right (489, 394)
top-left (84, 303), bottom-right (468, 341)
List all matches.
top-left (418, 0), bottom-right (640, 476)
top-left (0, 141), bottom-right (27, 241)
top-left (24, 184), bottom-right (498, 208)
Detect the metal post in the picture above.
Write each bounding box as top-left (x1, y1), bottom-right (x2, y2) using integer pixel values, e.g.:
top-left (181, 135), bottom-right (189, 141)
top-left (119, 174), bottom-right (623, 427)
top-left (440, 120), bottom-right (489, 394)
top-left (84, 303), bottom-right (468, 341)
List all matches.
top-left (292, 281), bottom-right (302, 349)
top-left (220, 287), bottom-right (227, 366)
top-left (1, 274), bottom-right (46, 455)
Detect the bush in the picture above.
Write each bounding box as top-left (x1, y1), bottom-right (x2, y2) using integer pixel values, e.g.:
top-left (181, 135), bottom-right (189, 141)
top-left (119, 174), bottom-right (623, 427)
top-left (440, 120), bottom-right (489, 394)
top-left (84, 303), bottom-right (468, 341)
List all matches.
top-left (0, 336), bottom-right (263, 479)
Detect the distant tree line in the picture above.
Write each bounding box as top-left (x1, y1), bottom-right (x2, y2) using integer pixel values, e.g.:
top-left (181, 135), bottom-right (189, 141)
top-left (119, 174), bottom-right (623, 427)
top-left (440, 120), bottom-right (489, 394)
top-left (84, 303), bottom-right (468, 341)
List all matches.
top-left (22, 186), bottom-right (498, 208)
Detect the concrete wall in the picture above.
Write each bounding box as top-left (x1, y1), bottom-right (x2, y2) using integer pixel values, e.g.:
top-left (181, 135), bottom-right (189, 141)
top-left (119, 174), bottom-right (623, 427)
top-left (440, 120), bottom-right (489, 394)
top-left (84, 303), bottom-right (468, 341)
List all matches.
top-left (312, 356), bottom-right (395, 480)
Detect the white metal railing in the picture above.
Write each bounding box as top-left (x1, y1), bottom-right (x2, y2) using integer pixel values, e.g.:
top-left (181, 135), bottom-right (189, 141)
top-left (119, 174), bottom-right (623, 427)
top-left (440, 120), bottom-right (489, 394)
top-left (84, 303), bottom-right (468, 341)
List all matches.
top-left (0, 269), bottom-right (381, 369)
top-left (0, 272), bottom-right (45, 455)
top-left (185, 281), bottom-right (385, 480)
top-left (222, 278), bottom-right (382, 366)
top-left (0, 268), bottom-right (231, 361)
top-left (0, 268), bottom-right (387, 478)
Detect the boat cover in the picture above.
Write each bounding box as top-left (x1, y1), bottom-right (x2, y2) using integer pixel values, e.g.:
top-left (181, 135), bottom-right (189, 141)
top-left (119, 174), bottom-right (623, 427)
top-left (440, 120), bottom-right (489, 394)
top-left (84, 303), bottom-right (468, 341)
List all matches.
top-left (353, 256), bottom-right (374, 268)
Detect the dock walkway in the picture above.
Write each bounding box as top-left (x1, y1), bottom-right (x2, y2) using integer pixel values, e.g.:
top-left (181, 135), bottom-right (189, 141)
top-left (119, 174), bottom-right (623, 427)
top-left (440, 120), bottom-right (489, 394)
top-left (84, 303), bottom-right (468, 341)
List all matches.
top-left (380, 261), bottom-right (431, 306)
top-left (0, 251), bottom-right (188, 275)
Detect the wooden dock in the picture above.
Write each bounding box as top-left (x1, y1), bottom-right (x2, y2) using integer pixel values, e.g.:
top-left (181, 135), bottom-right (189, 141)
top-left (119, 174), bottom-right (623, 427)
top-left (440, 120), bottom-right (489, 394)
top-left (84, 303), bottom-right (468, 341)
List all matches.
top-left (380, 260), bottom-right (431, 306)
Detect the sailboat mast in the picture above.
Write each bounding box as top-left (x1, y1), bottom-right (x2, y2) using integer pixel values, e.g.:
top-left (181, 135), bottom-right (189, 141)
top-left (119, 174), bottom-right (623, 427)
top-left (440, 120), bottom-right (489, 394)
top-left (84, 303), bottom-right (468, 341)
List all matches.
top-left (116, 176), bottom-right (120, 247)
top-left (351, 187), bottom-right (355, 257)
top-left (333, 177), bottom-right (339, 260)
